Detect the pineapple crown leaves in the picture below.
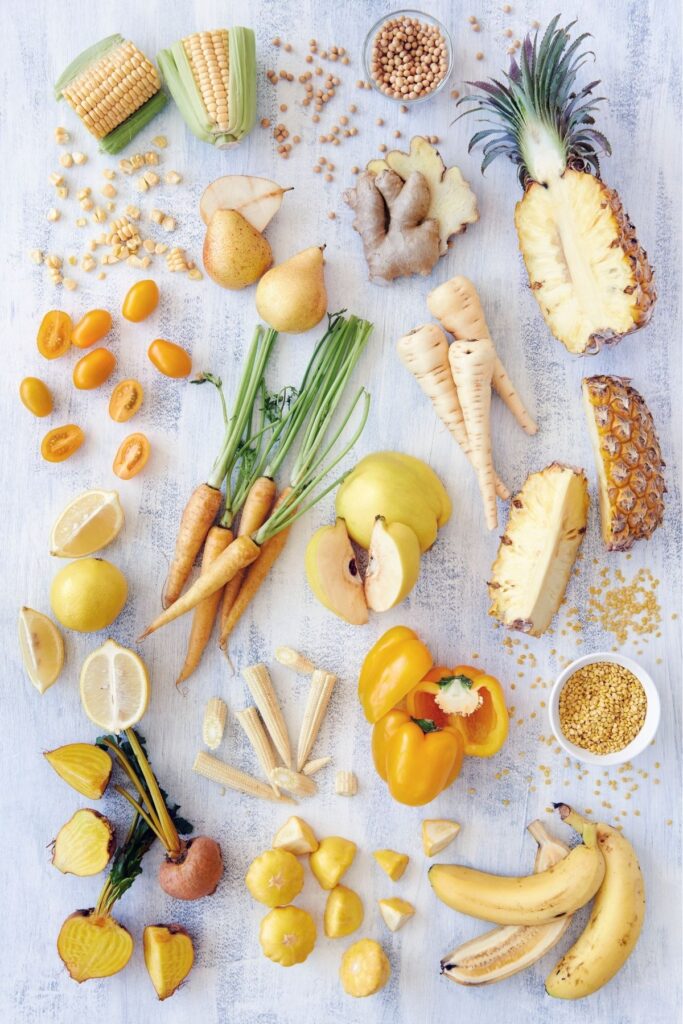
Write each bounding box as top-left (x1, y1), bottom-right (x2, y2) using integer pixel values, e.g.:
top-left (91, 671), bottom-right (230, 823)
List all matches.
top-left (457, 15), bottom-right (612, 187)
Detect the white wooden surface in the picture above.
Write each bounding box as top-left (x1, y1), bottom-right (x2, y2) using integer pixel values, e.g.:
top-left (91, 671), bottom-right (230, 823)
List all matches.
top-left (2, 1), bottom-right (681, 1021)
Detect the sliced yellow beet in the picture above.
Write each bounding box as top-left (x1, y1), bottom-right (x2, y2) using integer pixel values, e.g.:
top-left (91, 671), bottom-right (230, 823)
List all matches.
top-left (143, 925), bottom-right (195, 1000)
top-left (52, 809), bottom-right (115, 876)
top-left (19, 606), bottom-right (65, 694)
top-left (44, 743), bottom-right (112, 799)
top-left (57, 911), bottom-right (133, 982)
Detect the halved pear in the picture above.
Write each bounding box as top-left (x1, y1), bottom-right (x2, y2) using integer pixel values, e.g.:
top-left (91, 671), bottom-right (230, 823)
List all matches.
top-left (203, 209), bottom-right (272, 290)
top-left (364, 517), bottom-right (421, 612)
top-left (200, 175), bottom-right (292, 230)
top-left (305, 519), bottom-right (368, 625)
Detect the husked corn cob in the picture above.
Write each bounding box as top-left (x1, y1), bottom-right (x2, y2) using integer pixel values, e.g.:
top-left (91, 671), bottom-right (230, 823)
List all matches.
top-left (202, 697), bottom-right (228, 750)
top-left (296, 670), bottom-right (337, 771)
top-left (302, 756), bottom-right (332, 777)
top-left (183, 30), bottom-right (230, 133)
top-left (242, 663), bottom-right (292, 767)
top-left (274, 646), bottom-right (316, 675)
top-left (193, 751), bottom-right (293, 803)
top-left (235, 707), bottom-right (281, 795)
top-left (271, 767), bottom-right (318, 798)
top-left (335, 770), bottom-right (358, 797)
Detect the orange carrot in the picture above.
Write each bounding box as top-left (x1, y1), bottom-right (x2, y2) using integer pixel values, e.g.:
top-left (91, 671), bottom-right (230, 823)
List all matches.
top-left (162, 483), bottom-right (223, 608)
top-left (140, 535), bottom-right (260, 640)
top-left (219, 476), bottom-right (276, 641)
top-left (220, 488), bottom-right (294, 649)
top-left (176, 525), bottom-right (233, 685)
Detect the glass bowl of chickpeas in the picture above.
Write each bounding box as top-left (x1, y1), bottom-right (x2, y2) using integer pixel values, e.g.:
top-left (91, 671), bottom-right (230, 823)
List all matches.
top-left (363, 10), bottom-right (453, 103)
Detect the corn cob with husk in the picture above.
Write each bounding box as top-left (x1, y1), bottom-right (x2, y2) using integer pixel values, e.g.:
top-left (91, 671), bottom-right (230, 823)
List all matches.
top-left (55, 35), bottom-right (166, 154)
top-left (157, 27), bottom-right (256, 147)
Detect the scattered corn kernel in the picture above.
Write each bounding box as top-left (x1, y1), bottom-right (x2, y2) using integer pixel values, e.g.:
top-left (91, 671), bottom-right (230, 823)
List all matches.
top-left (63, 277), bottom-right (77, 291)
top-left (152, 135), bottom-right (168, 148)
top-left (29, 249), bottom-right (44, 264)
top-left (72, 152), bottom-right (87, 165)
top-left (164, 170), bottom-right (182, 185)
top-left (59, 152), bottom-right (73, 168)
top-left (47, 208), bottom-right (60, 222)
top-left (54, 126), bottom-right (69, 144)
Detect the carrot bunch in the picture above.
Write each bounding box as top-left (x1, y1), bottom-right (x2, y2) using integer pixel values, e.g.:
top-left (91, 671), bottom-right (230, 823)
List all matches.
top-left (142, 314), bottom-right (373, 678)
top-left (398, 276), bottom-right (537, 531)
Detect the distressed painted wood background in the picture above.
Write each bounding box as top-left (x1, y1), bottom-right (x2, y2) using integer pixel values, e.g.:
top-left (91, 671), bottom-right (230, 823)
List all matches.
top-left (2, 1), bottom-right (681, 1021)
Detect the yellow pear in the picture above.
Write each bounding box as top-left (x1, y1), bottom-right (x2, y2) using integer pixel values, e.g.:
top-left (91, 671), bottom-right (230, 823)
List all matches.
top-left (203, 209), bottom-right (272, 289)
top-left (256, 246), bottom-right (328, 333)
top-left (305, 519), bottom-right (368, 625)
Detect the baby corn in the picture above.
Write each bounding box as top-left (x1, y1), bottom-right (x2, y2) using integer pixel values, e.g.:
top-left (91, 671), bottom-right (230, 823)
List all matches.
top-left (242, 663), bottom-right (292, 768)
top-left (335, 770), bottom-right (358, 797)
top-left (274, 646), bottom-right (316, 675)
top-left (296, 670), bottom-right (337, 771)
top-left (236, 707), bottom-right (280, 795)
top-left (202, 697), bottom-right (228, 750)
top-left (271, 768), bottom-right (318, 798)
top-left (302, 756), bottom-right (332, 777)
top-left (193, 752), bottom-right (293, 803)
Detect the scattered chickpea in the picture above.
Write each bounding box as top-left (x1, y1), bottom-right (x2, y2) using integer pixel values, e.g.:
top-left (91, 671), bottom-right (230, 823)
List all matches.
top-left (324, 173), bottom-right (333, 182)
top-left (451, 89), bottom-right (460, 99)
top-left (504, 27), bottom-right (514, 37)
top-left (280, 103), bottom-right (288, 112)
top-left (393, 130), bottom-right (401, 138)
top-left (378, 143), bottom-right (387, 152)
top-left (261, 117), bottom-right (271, 128)
top-left (313, 165), bottom-right (321, 173)
top-left (312, 114), bottom-right (320, 123)
top-left (339, 115), bottom-right (349, 125)
top-left (328, 211), bottom-right (336, 219)
top-left (376, 117), bottom-right (384, 126)
top-left (272, 37), bottom-right (281, 46)
top-left (309, 38), bottom-right (317, 46)
top-left (468, 14), bottom-right (478, 23)
top-left (503, 3), bottom-right (513, 11)
top-left (476, 51), bottom-right (485, 60)
top-left (284, 43), bottom-right (292, 52)
top-left (293, 134), bottom-right (301, 144)
top-left (351, 165), bottom-right (359, 174)
top-left (472, 23), bottom-right (481, 32)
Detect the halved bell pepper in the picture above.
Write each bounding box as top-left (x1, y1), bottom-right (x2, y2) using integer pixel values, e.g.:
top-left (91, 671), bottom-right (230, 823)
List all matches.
top-left (372, 708), bottom-right (464, 806)
top-left (358, 626), bottom-right (433, 724)
top-left (405, 664), bottom-right (509, 758)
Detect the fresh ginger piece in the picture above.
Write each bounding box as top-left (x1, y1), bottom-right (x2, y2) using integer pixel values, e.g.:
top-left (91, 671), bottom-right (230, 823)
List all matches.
top-left (310, 836), bottom-right (357, 890)
top-left (52, 809), bottom-right (115, 876)
top-left (379, 897), bottom-right (415, 932)
top-left (422, 818), bottom-right (461, 857)
top-left (344, 169), bottom-right (440, 283)
top-left (368, 136), bottom-right (479, 254)
top-left (143, 925), bottom-right (194, 1000)
top-left (273, 815), bottom-right (319, 855)
top-left (44, 742), bottom-right (112, 799)
top-left (57, 910), bottom-right (133, 981)
top-left (373, 849), bottom-right (409, 881)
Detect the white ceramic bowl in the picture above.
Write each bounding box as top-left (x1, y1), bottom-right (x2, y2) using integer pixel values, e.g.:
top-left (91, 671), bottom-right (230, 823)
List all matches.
top-left (363, 10), bottom-right (454, 104)
top-left (549, 651), bottom-right (660, 767)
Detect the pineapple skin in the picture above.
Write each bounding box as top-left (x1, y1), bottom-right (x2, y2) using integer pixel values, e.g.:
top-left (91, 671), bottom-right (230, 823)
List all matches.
top-left (583, 376), bottom-right (665, 551)
top-left (515, 170), bottom-right (656, 355)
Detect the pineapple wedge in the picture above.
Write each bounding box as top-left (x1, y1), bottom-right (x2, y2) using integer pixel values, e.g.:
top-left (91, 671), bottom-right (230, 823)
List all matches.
top-left (489, 464), bottom-right (589, 637)
top-left (583, 376), bottom-right (665, 550)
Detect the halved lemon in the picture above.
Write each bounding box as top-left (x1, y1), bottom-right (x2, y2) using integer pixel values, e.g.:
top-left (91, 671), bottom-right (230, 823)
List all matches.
top-left (80, 639), bottom-right (149, 731)
top-left (19, 606), bottom-right (65, 694)
top-left (50, 490), bottom-right (124, 558)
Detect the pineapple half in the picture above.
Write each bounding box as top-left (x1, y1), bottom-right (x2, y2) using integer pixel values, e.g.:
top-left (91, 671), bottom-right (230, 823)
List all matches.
top-left (489, 464), bottom-right (589, 636)
top-left (583, 376), bottom-right (665, 550)
top-left (460, 16), bottom-right (655, 355)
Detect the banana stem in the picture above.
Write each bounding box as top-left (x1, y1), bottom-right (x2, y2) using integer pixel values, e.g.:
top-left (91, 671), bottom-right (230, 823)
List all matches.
top-left (527, 819), bottom-right (554, 845)
top-left (554, 803), bottom-right (595, 843)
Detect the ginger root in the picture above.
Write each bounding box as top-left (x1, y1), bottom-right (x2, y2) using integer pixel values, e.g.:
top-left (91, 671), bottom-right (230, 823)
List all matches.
top-left (344, 169), bottom-right (441, 283)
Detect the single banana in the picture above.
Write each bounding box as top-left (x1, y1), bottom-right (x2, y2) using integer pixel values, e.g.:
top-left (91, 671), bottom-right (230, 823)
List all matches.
top-left (546, 805), bottom-right (645, 1000)
top-left (428, 821), bottom-right (605, 925)
top-left (441, 820), bottom-right (573, 985)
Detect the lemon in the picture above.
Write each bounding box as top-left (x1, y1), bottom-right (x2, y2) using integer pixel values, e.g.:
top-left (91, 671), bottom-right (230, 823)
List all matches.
top-left (80, 639), bottom-right (150, 731)
top-left (19, 606), bottom-right (65, 694)
top-left (51, 489), bottom-right (124, 558)
top-left (51, 558), bottom-right (128, 633)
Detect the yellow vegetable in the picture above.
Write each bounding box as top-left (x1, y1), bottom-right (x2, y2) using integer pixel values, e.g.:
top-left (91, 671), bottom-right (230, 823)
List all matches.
top-left (57, 911), bottom-right (133, 981)
top-left (378, 897), bottom-right (415, 932)
top-left (324, 886), bottom-right (364, 938)
top-left (273, 816), bottom-right (319, 856)
top-left (44, 742), bottom-right (112, 799)
top-left (373, 849), bottom-right (409, 881)
top-left (246, 849), bottom-right (304, 907)
top-left (52, 809), bottom-right (115, 876)
top-left (422, 818), bottom-right (461, 857)
top-left (340, 939), bottom-right (391, 997)
top-left (259, 906), bottom-right (317, 967)
top-left (143, 925), bottom-right (194, 1000)
top-left (310, 836), bottom-right (357, 890)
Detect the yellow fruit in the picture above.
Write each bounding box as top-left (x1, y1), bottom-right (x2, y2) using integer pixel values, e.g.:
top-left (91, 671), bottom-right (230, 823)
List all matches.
top-left (143, 925), bottom-right (194, 1000)
top-left (50, 558), bottom-right (127, 632)
top-left (57, 911), bottom-right (133, 982)
top-left (305, 519), bottom-right (368, 625)
top-left (18, 606), bottom-right (65, 694)
top-left (422, 819), bottom-right (461, 857)
top-left (340, 939), bottom-right (391, 997)
top-left (44, 742), bottom-right (112, 799)
top-left (324, 886), bottom-right (364, 938)
top-left (259, 906), bottom-right (317, 967)
top-left (373, 849), bottom-right (409, 881)
top-left (335, 451), bottom-right (451, 551)
top-left (50, 489), bottom-right (124, 558)
top-left (255, 246), bottom-right (327, 334)
top-left (310, 836), bottom-right (357, 890)
top-left (202, 209), bottom-right (273, 290)
top-left (272, 816), bottom-right (319, 856)
top-left (378, 897), bottom-right (415, 932)
top-left (52, 809), bottom-right (115, 876)
top-left (245, 849), bottom-right (305, 908)
top-left (364, 516), bottom-right (421, 611)
top-left (79, 639), bottom-right (149, 731)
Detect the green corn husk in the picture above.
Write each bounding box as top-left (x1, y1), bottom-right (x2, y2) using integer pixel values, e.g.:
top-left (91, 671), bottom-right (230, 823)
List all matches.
top-left (99, 91), bottom-right (168, 154)
top-left (54, 33), bottom-right (123, 99)
top-left (157, 26), bottom-right (256, 148)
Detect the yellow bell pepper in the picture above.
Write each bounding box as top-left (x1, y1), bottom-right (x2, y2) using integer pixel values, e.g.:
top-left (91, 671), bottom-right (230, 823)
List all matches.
top-left (372, 708), bottom-right (463, 806)
top-left (358, 626), bottom-right (433, 724)
top-left (406, 664), bottom-right (509, 758)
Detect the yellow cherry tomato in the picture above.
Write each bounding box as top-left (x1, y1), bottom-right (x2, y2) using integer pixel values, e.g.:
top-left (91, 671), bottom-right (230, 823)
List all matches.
top-left (109, 379), bottom-right (144, 422)
top-left (71, 309), bottom-right (113, 349)
top-left (73, 348), bottom-right (117, 390)
top-left (148, 339), bottom-right (192, 378)
top-left (20, 377), bottom-right (53, 417)
top-left (37, 310), bottom-right (72, 359)
top-left (122, 279), bottom-right (159, 322)
top-left (41, 424), bottom-right (84, 463)
top-left (113, 433), bottom-right (150, 480)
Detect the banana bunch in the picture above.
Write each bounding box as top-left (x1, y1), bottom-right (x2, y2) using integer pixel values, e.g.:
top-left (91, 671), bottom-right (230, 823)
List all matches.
top-left (433, 805), bottom-right (645, 999)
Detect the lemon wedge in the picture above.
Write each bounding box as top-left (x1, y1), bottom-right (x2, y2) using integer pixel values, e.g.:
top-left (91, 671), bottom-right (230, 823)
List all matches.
top-left (19, 606), bottom-right (65, 694)
top-left (50, 490), bottom-right (124, 558)
top-left (80, 639), bottom-right (149, 731)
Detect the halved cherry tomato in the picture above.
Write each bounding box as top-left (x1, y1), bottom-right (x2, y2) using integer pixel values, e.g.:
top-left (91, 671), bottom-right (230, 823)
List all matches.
top-left (71, 309), bottom-right (112, 348)
top-left (109, 378), bottom-right (144, 422)
top-left (37, 310), bottom-right (72, 359)
top-left (41, 424), bottom-right (84, 463)
top-left (73, 348), bottom-right (117, 390)
top-left (113, 433), bottom-right (150, 480)
top-left (122, 279), bottom-right (159, 322)
top-left (19, 377), bottom-right (53, 417)
top-left (148, 339), bottom-right (192, 378)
